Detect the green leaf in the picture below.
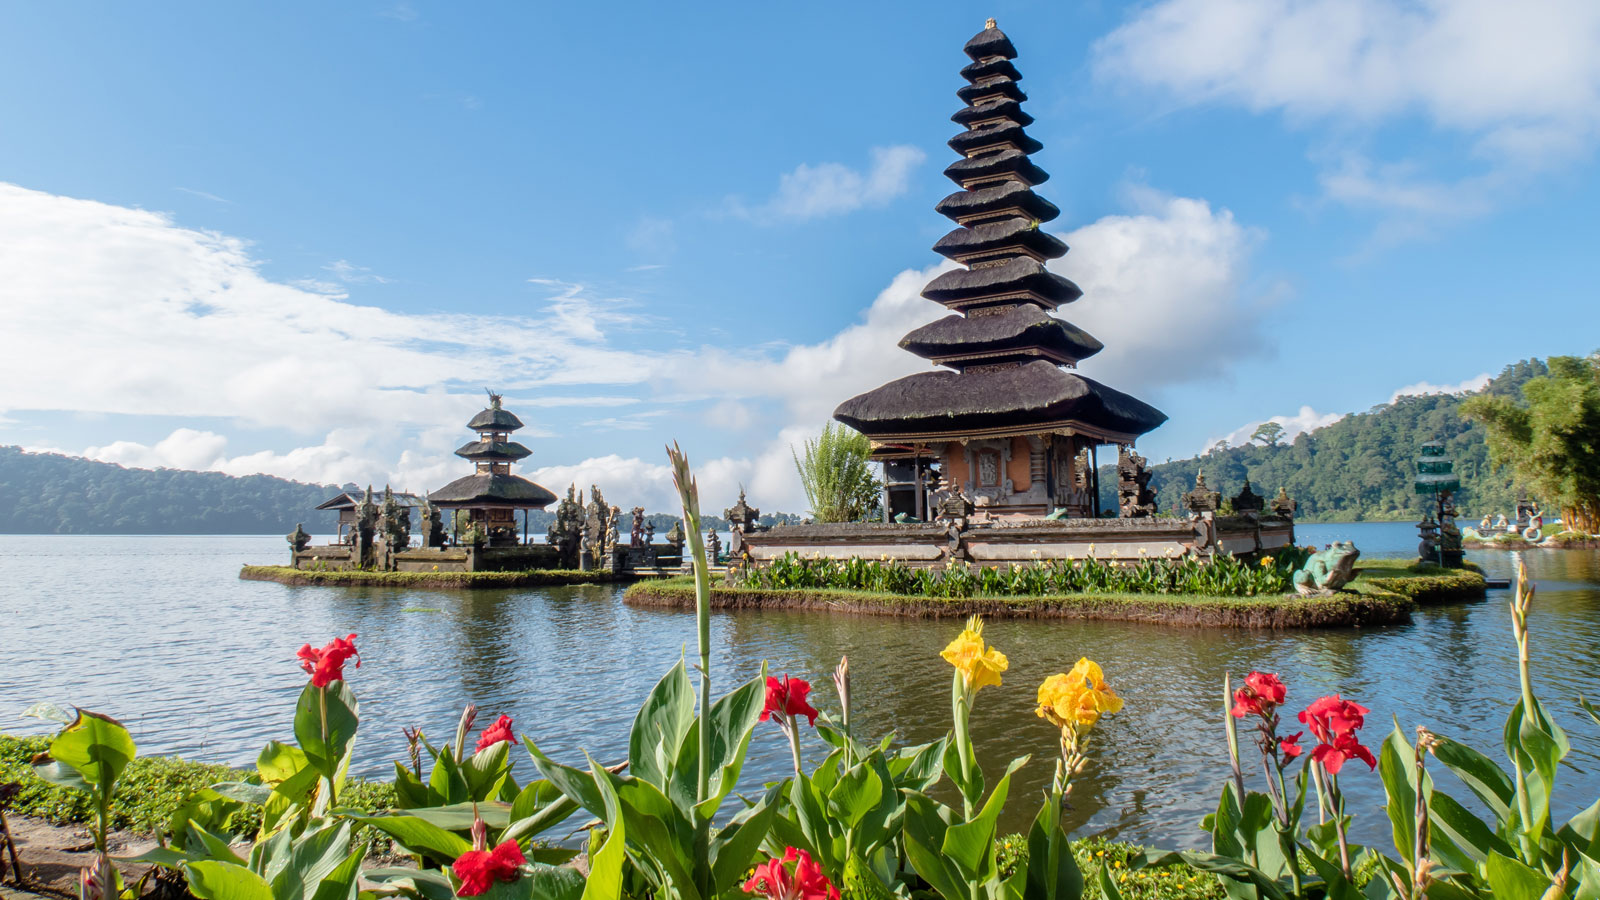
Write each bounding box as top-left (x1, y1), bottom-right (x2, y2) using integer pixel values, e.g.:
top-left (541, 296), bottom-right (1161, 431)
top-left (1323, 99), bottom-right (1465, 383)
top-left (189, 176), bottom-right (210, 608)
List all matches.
top-left (826, 758), bottom-right (884, 830)
top-left (1485, 850), bottom-right (1550, 900)
top-left (1024, 790), bottom-right (1082, 900)
top-left (425, 744), bottom-right (470, 806)
top-left (307, 846), bottom-right (364, 900)
top-left (20, 701), bottom-right (75, 725)
top-left (270, 821), bottom-right (356, 900)
top-left (696, 670), bottom-right (767, 819)
top-left (1432, 736), bottom-right (1515, 821)
top-left (345, 814), bottom-right (472, 860)
top-left (501, 779), bottom-right (578, 845)
top-left (524, 740), bottom-right (605, 819)
top-left (292, 681), bottom-right (360, 782)
top-left (362, 867), bottom-right (457, 900)
top-left (392, 762), bottom-right (430, 808)
top-left (711, 786), bottom-right (782, 891)
top-left (582, 757), bottom-right (626, 900)
top-left (47, 709), bottom-right (136, 794)
top-left (902, 791), bottom-right (967, 900)
top-left (209, 782), bottom-right (274, 806)
top-left (463, 740), bottom-right (512, 802)
top-left (1379, 723), bottom-right (1419, 864)
top-left (182, 861), bottom-right (275, 900)
top-left (1095, 863), bottom-right (1127, 900)
top-left (942, 755), bottom-right (1026, 884)
top-left (1430, 788), bottom-right (1513, 869)
top-left (628, 658), bottom-right (696, 793)
top-left (891, 737), bottom-right (947, 792)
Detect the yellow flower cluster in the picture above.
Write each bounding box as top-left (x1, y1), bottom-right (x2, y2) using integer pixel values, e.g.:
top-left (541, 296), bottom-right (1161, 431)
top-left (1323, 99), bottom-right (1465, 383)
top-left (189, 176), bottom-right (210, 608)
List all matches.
top-left (1036, 658), bottom-right (1123, 730)
top-left (940, 616), bottom-right (1008, 692)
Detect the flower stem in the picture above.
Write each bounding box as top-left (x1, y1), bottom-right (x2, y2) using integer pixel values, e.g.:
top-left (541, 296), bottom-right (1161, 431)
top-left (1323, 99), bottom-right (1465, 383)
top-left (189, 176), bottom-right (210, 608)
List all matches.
top-left (785, 719), bottom-right (804, 778)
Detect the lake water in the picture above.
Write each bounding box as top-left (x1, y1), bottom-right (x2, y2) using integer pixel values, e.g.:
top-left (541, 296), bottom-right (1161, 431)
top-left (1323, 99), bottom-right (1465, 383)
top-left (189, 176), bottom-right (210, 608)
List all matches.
top-left (3, 524), bottom-right (1597, 849)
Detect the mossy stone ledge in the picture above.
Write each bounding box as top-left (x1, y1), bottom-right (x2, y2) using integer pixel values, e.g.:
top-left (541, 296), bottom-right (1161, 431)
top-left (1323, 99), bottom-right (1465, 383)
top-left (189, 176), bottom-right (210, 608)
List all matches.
top-left (239, 565), bottom-right (640, 588)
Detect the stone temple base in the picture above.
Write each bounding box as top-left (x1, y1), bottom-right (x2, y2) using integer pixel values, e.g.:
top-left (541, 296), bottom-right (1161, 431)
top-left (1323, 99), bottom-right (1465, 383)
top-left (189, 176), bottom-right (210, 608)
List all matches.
top-left (737, 515), bottom-right (1295, 568)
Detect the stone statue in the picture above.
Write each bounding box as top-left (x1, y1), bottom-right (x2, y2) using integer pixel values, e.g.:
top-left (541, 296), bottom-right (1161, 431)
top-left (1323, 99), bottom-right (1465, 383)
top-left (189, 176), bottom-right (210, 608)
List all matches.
top-left (724, 489), bottom-right (760, 534)
top-left (1270, 487), bottom-right (1297, 519)
top-left (1417, 510), bottom-right (1440, 560)
top-left (1231, 479), bottom-right (1264, 517)
top-left (353, 485), bottom-right (378, 567)
top-left (607, 504), bottom-right (622, 558)
top-left (1480, 514), bottom-right (1494, 532)
top-left (644, 520), bottom-right (656, 545)
top-left (629, 506), bottom-right (646, 548)
top-left (1292, 542), bottom-right (1361, 595)
top-left (418, 501), bottom-right (445, 549)
top-left (1525, 508), bottom-right (1544, 542)
top-left (379, 485), bottom-right (409, 552)
top-left (1116, 447), bottom-right (1157, 518)
top-left (665, 520), bottom-right (684, 552)
top-left (547, 485), bottom-right (583, 567)
top-left (1183, 471), bottom-right (1221, 516)
top-left (706, 526), bottom-right (722, 565)
top-left (287, 522), bottom-right (310, 554)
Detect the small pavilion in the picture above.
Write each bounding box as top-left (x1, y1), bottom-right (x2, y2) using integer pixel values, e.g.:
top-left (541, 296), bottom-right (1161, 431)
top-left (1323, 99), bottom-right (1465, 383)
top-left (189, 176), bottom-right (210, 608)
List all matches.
top-left (834, 20), bottom-right (1166, 521)
top-left (428, 392), bottom-right (556, 545)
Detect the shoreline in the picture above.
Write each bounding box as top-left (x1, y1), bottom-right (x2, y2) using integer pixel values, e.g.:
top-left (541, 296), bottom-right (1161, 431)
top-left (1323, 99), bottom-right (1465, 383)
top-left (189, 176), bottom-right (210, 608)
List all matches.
top-left (623, 561), bottom-right (1484, 628)
top-left (238, 565), bottom-right (649, 588)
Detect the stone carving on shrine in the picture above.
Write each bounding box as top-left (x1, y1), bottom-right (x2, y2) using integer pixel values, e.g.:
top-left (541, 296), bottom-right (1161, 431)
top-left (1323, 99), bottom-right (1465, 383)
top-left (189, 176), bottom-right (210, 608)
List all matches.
top-left (1271, 487), bottom-right (1297, 519)
top-left (1116, 447), bottom-right (1157, 518)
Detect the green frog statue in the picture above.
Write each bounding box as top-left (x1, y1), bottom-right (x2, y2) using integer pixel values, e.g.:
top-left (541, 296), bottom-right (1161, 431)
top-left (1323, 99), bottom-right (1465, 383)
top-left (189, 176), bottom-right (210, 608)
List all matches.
top-left (1291, 541), bottom-right (1361, 596)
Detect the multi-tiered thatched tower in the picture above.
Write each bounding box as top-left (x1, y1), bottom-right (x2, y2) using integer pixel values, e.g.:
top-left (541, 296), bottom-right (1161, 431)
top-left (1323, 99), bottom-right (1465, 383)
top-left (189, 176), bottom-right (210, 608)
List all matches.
top-left (834, 20), bottom-right (1166, 520)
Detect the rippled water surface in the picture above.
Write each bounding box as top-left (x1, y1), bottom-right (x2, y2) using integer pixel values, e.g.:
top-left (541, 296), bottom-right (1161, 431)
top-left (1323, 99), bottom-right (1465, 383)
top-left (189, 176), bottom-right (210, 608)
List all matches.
top-left (3, 525), bottom-right (1598, 849)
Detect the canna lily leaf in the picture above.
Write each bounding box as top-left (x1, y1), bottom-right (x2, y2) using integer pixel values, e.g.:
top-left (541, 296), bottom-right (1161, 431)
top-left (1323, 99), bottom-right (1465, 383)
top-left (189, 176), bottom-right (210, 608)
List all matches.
top-left (1485, 849), bottom-right (1549, 900)
top-left (345, 814), bottom-right (471, 861)
top-left (19, 701), bottom-right (75, 725)
top-left (182, 860), bottom-right (275, 900)
top-left (292, 681), bottom-right (359, 783)
top-left (45, 709), bottom-right (136, 796)
top-left (628, 658), bottom-right (696, 794)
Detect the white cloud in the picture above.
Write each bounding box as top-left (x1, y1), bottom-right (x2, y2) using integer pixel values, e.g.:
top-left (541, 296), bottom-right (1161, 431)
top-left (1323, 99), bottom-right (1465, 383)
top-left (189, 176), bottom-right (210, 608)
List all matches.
top-left (1390, 372), bottom-right (1491, 402)
top-left (1093, 0), bottom-right (1600, 226)
top-left (7, 180), bottom-right (1266, 515)
top-left (1205, 405), bottom-right (1347, 453)
top-left (738, 145), bottom-right (927, 222)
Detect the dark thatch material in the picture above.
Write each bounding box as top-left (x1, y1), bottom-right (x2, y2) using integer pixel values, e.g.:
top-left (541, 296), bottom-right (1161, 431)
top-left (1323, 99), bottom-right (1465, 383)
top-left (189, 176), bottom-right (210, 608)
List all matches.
top-left (936, 181), bottom-right (1058, 223)
top-left (957, 78), bottom-right (1025, 105)
top-left (835, 361), bottom-right (1167, 439)
top-left (899, 306), bottom-right (1103, 365)
top-left (467, 407), bottom-right (524, 431)
top-left (429, 472), bottom-right (556, 508)
top-left (933, 217), bottom-right (1067, 262)
top-left (922, 256), bottom-right (1082, 307)
top-left (964, 24), bottom-right (1017, 61)
top-left (315, 490), bottom-right (421, 510)
top-left (949, 120), bottom-right (1043, 156)
top-left (454, 440), bottom-right (532, 462)
top-left (960, 58), bottom-right (1021, 83)
top-left (944, 149), bottom-right (1048, 187)
top-left (951, 97), bottom-right (1034, 128)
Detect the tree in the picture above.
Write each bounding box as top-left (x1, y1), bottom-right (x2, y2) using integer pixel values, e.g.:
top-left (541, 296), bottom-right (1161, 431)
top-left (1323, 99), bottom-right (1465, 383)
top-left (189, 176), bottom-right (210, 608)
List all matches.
top-left (792, 423), bottom-right (880, 523)
top-left (1251, 421), bottom-right (1285, 447)
top-left (1209, 439), bottom-right (1230, 455)
top-left (1461, 352), bottom-right (1600, 533)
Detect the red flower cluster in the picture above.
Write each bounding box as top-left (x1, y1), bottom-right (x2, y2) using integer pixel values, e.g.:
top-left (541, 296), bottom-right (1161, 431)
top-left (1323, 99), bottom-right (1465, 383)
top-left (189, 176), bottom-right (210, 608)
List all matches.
top-left (1298, 695), bottom-right (1375, 774)
top-left (453, 839), bottom-right (525, 896)
top-left (744, 847), bottom-right (839, 900)
top-left (761, 676), bottom-right (820, 726)
top-left (475, 715), bottom-right (517, 752)
top-left (1279, 732), bottom-right (1304, 758)
top-left (297, 634), bottom-right (359, 687)
top-left (1230, 671), bottom-right (1287, 719)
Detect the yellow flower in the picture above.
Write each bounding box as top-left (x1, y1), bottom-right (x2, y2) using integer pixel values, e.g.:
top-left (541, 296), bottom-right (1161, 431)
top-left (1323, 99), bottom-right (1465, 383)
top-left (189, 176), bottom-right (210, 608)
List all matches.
top-left (1036, 657), bottom-right (1123, 729)
top-left (1260, 555), bottom-right (1273, 567)
top-left (941, 615), bottom-right (1008, 692)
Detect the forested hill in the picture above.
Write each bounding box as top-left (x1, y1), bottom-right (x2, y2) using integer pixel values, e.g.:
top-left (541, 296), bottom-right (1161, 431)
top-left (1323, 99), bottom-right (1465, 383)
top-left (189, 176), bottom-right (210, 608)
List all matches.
top-left (0, 446), bottom-right (343, 534)
top-left (1120, 359), bottom-right (1549, 523)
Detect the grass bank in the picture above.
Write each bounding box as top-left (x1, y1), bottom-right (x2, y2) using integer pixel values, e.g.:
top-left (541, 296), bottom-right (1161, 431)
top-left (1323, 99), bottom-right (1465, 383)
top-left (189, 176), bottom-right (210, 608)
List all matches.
top-left (624, 575), bottom-right (1414, 628)
top-left (1352, 559), bottom-right (1489, 605)
top-left (239, 565), bottom-right (635, 588)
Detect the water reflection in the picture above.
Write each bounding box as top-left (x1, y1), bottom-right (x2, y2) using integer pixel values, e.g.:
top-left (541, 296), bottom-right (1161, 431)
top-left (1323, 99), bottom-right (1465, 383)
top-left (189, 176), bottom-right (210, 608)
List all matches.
top-left (2, 532), bottom-right (1598, 850)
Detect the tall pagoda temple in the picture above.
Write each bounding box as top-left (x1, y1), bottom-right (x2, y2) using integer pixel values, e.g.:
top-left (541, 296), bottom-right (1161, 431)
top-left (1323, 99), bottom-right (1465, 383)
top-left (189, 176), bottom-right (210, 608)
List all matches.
top-left (834, 20), bottom-right (1166, 520)
top-left (428, 392), bottom-right (556, 545)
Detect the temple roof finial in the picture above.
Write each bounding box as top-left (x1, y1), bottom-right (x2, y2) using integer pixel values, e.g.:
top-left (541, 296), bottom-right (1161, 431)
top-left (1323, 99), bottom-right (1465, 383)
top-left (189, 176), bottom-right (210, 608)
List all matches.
top-left (985, 17), bottom-right (997, 29)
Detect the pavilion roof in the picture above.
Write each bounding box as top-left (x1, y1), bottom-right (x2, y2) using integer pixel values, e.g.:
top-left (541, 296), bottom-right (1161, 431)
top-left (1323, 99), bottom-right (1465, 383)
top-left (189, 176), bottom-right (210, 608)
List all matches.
top-left (428, 473), bottom-right (556, 509)
top-left (455, 440), bottom-right (533, 462)
top-left (935, 180), bottom-right (1058, 224)
top-left (899, 306), bottom-right (1102, 367)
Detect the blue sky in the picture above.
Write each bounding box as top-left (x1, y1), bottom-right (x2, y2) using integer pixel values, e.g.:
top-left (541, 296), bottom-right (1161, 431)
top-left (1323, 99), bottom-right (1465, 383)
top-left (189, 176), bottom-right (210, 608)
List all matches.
top-left (2, 0), bottom-right (1597, 513)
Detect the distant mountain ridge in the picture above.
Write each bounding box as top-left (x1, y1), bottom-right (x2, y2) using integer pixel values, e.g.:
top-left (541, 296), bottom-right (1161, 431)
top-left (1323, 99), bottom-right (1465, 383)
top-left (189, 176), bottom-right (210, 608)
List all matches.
top-left (0, 446), bottom-right (345, 534)
top-left (1098, 359), bottom-right (1548, 523)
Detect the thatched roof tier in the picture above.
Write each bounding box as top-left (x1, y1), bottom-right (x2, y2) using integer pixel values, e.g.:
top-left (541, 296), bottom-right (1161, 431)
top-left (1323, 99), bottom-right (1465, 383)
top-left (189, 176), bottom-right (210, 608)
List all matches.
top-left (936, 181), bottom-right (1058, 224)
top-left (951, 97), bottom-right (1034, 128)
top-left (899, 306), bottom-right (1103, 367)
top-left (834, 361), bottom-right (1166, 442)
top-left (933, 217), bottom-right (1067, 263)
top-left (467, 407), bottom-right (523, 432)
top-left (429, 473), bottom-right (556, 509)
top-left (922, 256), bottom-right (1082, 309)
top-left (960, 57), bottom-right (1022, 83)
top-left (949, 120), bottom-right (1043, 156)
top-left (454, 440), bottom-right (532, 462)
top-left (944, 149), bottom-right (1048, 188)
top-left (957, 78), bottom-right (1025, 105)
top-left (964, 22), bottom-right (1018, 60)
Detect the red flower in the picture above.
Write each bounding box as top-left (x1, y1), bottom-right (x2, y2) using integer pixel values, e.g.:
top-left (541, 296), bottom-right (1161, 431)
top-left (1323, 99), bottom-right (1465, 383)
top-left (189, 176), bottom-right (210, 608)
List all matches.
top-left (761, 676), bottom-right (820, 726)
top-left (297, 634), bottom-right (359, 687)
top-left (1310, 731), bottom-right (1377, 774)
top-left (475, 715), bottom-right (518, 752)
top-left (1279, 732), bottom-right (1304, 759)
top-left (744, 847), bottom-right (839, 900)
top-left (453, 839), bottom-right (525, 896)
top-left (1297, 695), bottom-right (1369, 743)
top-left (1231, 671), bottom-right (1288, 719)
